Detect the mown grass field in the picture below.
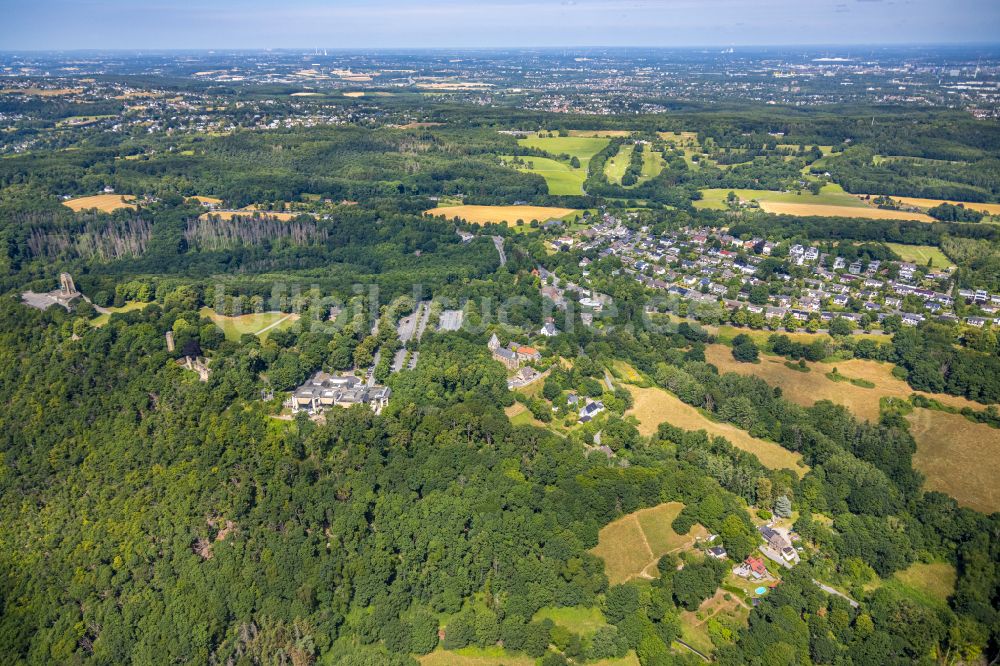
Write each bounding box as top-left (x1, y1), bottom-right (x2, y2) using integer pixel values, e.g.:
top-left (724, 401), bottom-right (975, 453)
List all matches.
top-left (626, 385), bottom-right (807, 475)
top-left (513, 135), bottom-right (610, 195)
top-left (199, 307), bottom-right (298, 342)
top-left (639, 147), bottom-right (665, 182)
top-left (604, 144), bottom-right (633, 185)
top-left (91, 301), bottom-right (149, 327)
top-left (907, 408), bottom-right (1000, 513)
top-left (532, 606), bottom-right (609, 637)
top-left (705, 344), bottom-right (981, 422)
top-left (694, 184), bottom-right (867, 210)
top-left (63, 194), bottom-right (137, 212)
top-left (502, 155), bottom-right (585, 195)
top-left (591, 501), bottom-right (707, 584)
top-left (885, 243), bottom-right (954, 269)
top-left (517, 135), bottom-right (611, 167)
top-left (890, 562), bottom-right (956, 607)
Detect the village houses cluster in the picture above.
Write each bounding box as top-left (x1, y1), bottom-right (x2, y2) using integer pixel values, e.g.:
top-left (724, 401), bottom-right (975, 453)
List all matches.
top-left (538, 212), bottom-right (1000, 331)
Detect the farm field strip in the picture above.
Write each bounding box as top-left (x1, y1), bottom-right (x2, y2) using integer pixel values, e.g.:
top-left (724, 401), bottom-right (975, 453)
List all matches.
top-left (759, 201), bottom-right (935, 221)
top-left (63, 194), bottom-right (137, 212)
top-left (425, 204), bottom-right (577, 225)
top-left (875, 196), bottom-right (1000, 216)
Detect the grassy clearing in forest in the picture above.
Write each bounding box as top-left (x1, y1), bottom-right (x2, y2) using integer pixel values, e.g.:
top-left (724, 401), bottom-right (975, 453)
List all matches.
top-left (532, 606), bottom-right (609, 637)
top-left (517, 135), bottom-right (611, 167)
top-left (591, 502), bottom-right (707, 584)
top-left (604, 144), bottom-right (633, 184)
top-left (626, 385), bottom-right (807, 475)
top-left (199, 307), bottom-right (298, 341)
top-left (679, 589), bottom-right (750, 656)
top-left (907, 408), bottom-right (1000, 514)
top-left (91, 301), bottom-right (149, 327)
top-left (885, 243), bottom-right (954, 269)
top-left (890, 562), bottom-right (957, 606)
top-left (705, 345), bottom-right (981, 422)
top-left (502, 155), bottom-right (586, 195)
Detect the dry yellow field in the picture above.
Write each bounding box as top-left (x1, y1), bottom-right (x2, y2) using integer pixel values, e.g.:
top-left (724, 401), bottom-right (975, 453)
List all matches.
top-left (63, 194), bottom-right (137, 212)
top-left (568, 129), bottom-right (633, 137)
top-left (290, 91), bottom-right (322, 97)
top-left (907, 408), bottom-right (1000, 514)
top-left (425, 205), bottom-right (577, 225)
top-left (879, 196), bottom-right (1000, 216)
top-left (626, 385), bottom-right (807, 475)
top-left (397, 122), bottom-right (445, 129)
top-left (657, 131), bottom-right (699, 144)
top-left (759, 201), bottom-right (934, 222)
top-left (342, 91), bottom-right (366, 98)
top-left (198, 209), bottom-right (299, 221)
top-left (188, 195), bottom-right (223, 205)
top-left (705, 345), bottom-right (983, 422)
top-left (591, 502), bottom-right (707, 584)
top-left (0, 87), bottom-right (82, 96)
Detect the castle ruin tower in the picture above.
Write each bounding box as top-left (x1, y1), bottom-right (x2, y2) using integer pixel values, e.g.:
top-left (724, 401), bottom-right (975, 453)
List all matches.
top-left (59, 272), bottom-right (77, 296)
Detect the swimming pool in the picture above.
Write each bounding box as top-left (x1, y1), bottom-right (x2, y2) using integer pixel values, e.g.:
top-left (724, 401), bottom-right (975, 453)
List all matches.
top-left (755, 586), bottom-right (768, 595)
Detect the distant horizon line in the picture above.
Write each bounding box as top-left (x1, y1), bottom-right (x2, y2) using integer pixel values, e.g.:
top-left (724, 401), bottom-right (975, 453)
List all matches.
top-left (3, 42), bottom-right (1000, 54)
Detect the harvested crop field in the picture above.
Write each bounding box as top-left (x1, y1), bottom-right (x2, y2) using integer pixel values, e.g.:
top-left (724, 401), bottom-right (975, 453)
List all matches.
top-left (0, 87), bottom-right (82, 96)
top-left (705, 345), bottom-right (983, 422)
top-left (425, 205), bottom-right (577, 225)
top-left (877, 196), bottom-right (1000, 216)
top-left (63, 194), bottom-right (137, 212)
top-left (907, 408), bottom-right (1000, 514)
top-left (626, 385), bottom-right (807, 475)
top-left (759, 201), bottom-right (934, 221)
top-left (591, 502), bottom-right (707, 584)
top-left (198, 209), bottom-right (299, 221)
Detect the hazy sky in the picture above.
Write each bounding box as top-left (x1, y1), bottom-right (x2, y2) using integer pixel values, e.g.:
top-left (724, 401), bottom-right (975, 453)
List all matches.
top-left (2, 0), bottom-right (998, 50)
